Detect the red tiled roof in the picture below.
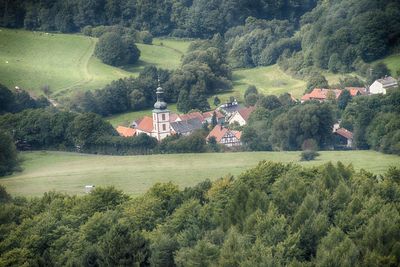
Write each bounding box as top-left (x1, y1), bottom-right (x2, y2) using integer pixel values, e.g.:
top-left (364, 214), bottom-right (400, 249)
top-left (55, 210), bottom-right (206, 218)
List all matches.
top-left (136, 116), bottom-right (153, 133)
top-left (207, 125), bottom-right (242, 143)
top-left (237, 106), bottom-right (255, 121)
top-left (207, 125), bottom-right (228, 142)
top-left (301, 88), bottom-right (343, 101)
top-left (232, 130), bottom-right (241, 139)
top-left (345, 87), bottom-right (367, 96)
top-left (335, 128), bottom-right (353, 140)
top-left (116, 126), bottom-right (136, 137)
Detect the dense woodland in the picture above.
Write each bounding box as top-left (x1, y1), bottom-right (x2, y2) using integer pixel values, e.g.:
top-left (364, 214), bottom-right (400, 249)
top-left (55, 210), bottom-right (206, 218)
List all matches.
top-left (1, 162), bottom-right (399, 266)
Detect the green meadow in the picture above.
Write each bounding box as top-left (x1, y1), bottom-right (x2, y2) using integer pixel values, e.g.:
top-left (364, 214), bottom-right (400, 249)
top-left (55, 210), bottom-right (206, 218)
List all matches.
top-left (0, 28), bottom-right (191, 98)
top-left (1, 150), bottom-right (398, 197)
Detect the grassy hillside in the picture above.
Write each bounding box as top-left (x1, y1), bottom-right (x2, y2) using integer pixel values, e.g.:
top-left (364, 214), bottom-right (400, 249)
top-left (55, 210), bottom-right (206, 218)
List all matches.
top-left (1, 150), bottom-right (398, 197)
top-left (0, 28), bottom-right (190, 98)
top-left (232, 66), bottom-right (307, 100)
top-left (379, 53), bottom-right (400, 77)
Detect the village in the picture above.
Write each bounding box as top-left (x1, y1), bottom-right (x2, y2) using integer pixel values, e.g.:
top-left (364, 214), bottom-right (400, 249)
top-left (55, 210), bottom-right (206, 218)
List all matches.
top-left (116, 75), bottom-right (399, 150)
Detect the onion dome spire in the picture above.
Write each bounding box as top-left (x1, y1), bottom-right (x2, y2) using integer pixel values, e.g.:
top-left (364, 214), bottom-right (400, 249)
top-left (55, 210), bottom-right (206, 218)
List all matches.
top-left (154, 78), bottom-right (167, 110)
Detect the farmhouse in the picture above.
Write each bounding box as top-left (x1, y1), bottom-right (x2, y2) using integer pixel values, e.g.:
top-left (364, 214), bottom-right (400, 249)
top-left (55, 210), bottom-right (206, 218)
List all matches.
top-left (369, 76), bottom-right (398, 94)
top-left (301, 88), bottom-right (342, 103)
top-left (332, 123), bottom-right (353, 149)
top-left (228, 106), bottom-right (256, 126)
top-left (207, 125), bottom-right (242, 147)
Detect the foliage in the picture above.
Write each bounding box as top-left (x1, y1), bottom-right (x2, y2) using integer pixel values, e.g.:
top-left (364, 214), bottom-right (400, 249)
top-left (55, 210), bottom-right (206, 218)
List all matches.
top-left (342, 90), bottom-right (400, 154)
top-left (1, 162), bottom-right (399, 266)
top-left (0, 131), bottom-right (19, 176)
top-left (300, 150), bottom-right (320, 161)
top-left (0, 84), bottom-right (49, 114)
top-left (95, 32), bottom-right (140, 66)
top-left (306, 73), bottom-right (329, 93)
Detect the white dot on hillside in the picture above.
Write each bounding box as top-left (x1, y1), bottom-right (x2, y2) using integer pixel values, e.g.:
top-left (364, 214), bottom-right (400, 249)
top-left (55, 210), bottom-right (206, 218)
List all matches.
top-left (5, 61), bottom-right (8, 64)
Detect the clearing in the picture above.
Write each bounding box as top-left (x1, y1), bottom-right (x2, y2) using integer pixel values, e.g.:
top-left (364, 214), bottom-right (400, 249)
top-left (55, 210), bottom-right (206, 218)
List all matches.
top-left (0, 28), bottom-right (190, 98)
top-left (1, 150), bottom-right (398, 197)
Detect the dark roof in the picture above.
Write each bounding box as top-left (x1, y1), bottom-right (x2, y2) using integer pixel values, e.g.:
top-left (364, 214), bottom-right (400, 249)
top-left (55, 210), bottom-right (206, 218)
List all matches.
top-left (377, 76), bottom-right (398, 87)
top-left (170, 118), bottom-right (203, 135)
top-left (220, 104), bottom-right (242, 114)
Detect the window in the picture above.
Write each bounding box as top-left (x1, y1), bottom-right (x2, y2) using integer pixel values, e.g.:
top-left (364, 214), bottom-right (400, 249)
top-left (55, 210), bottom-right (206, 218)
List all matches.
top-left (162, 114), bottom-right (165, 121)
top-left (162, 124), bottom-right (166, 131)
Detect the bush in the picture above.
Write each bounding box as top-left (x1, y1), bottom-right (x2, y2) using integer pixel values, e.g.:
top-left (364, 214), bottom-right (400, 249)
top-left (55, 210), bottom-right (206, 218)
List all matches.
top-left (94, 32), bottom-right (140, 66)
top-left (300, 150), bottom-right (320, 161)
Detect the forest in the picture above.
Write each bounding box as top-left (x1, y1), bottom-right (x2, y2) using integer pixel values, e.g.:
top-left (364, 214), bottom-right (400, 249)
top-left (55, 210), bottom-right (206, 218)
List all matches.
top-left (0, 162), bottom-right (399, 266)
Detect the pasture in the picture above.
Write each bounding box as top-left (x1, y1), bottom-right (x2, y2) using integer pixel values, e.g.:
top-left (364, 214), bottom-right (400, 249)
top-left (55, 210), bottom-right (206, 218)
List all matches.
top-left (0, 28), bottom-right (190, 98)
top-left (231, 66), bottom-right (307, 100)
top-left (1, 150), bottom-right (398, 197)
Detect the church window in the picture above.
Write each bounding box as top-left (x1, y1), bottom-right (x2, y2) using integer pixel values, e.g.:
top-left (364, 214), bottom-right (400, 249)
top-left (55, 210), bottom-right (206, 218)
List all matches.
top-left (162, 114), bottom-right (165, 121)
top-left (162, 124), bottom-right (166, 131)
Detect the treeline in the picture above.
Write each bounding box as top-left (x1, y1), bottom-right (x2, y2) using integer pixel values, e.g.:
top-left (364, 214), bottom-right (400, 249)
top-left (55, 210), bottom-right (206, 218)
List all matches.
top-left (0, 0), bottom-right (316, 37)
top-left (1, 1), bottom-right (399, 75)
top-left (1, 162), bottom-right (399, 266)
top-left (279, 0), bottom-right (400, 77)
top-left (68, 36), bottom-right (231, 115)
top-left (0, 83), bottom-right (49, 114)
top-left (342, 90), bottom-right (400, 154)
top-left (0, 108), bottom-right (157, 155)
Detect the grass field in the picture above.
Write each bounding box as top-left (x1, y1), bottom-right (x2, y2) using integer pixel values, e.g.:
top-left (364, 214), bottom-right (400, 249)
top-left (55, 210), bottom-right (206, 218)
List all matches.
top-left (231, 66), bottom-right (307, 100)
top-left (0, 28), bottom-right (190, 98)
top-left (1, 150), bottom-right (398, 197)
top-left (378, 54), bottom-right (400, 76)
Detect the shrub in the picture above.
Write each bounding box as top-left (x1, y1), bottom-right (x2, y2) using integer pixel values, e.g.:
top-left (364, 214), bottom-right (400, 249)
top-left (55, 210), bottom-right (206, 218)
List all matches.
top-left (300, 150), bottom-right (320, 161)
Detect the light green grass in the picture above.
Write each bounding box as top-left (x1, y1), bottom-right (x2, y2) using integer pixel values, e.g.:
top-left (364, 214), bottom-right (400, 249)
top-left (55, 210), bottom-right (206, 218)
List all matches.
top-left (379, 54), bottom-right (400, 76)
top-left (0, 28), bottom-right (191, 98)
top-left (231, 66), bottom-right (307, 100)
top-left (106, 104), bottom-right (178, 127)
top-left (1, 150), bottom-right (398, 197)
top-left (153, 38), bottom-right (193, 54)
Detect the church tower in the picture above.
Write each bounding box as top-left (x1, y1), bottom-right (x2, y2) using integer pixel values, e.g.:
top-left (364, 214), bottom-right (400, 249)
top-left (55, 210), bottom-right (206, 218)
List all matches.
top-left (152, 81), bottom-right (170, 141)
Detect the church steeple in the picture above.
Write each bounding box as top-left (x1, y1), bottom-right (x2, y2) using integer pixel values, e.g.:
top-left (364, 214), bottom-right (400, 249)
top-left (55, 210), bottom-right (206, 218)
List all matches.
top-left (152, 79), bottom-right (170, 141)
top-left (153, 79), bottom-right (167, 110)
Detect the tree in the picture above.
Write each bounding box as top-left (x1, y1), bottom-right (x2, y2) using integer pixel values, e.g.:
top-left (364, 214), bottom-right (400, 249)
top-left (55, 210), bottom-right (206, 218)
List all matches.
top-left (368, 62), bottom-right (390, 83)
top-left (95, 32), bottom-right (140, 66)
top-left (337, 90), bottom-right (352, 110)
top-left (211, 112), bottom-right (218, 128)
top-left (0, 83), bottom-right (14, 114)
top-left (213, 96), bottom-right (221, 107)
top-left (0, 131), bottom-right (19, 176)
top-left (306, 73), bottom-right (329, 93)
top-left (257, 95), bottom-right (282, 110)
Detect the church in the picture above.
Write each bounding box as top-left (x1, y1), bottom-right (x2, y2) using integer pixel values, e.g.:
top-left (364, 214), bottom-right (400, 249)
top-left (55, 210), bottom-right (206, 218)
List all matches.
top-left (116, 82), bottom-right (226, 141)
top-left (135, 83), bottom-right (171, 141)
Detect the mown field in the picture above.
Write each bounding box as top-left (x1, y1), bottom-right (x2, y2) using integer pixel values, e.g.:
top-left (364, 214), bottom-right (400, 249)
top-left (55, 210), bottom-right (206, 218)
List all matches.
top-left (0, 28), bottom-right (190, 98)
top-left (1, 150), bottom-right (398, 197)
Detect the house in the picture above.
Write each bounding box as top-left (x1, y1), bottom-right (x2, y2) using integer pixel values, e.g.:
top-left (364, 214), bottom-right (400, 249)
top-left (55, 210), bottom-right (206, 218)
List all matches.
top-left (333, 126), bottom-right (353, 149)
top-left (202, 110), bottom-right (225, 124)
top-left (228, 106), bottom-right (256, 126)
top-left (170, 118), bottom-right (203, 136)
top-left (345, 87), bottom-right (367, 96)
top-left (207, 125), bottom-right (242, 147)
top-left (219, 99), bottom-right (241, 115)
top-left (135, 116), bottom-right (154, 136)
top-left (369, 76), bottom-right (398, 94)
top-left (301, 88), bottom-right (342, 103)
top-left (116, 126), bottom-right (136, 137)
